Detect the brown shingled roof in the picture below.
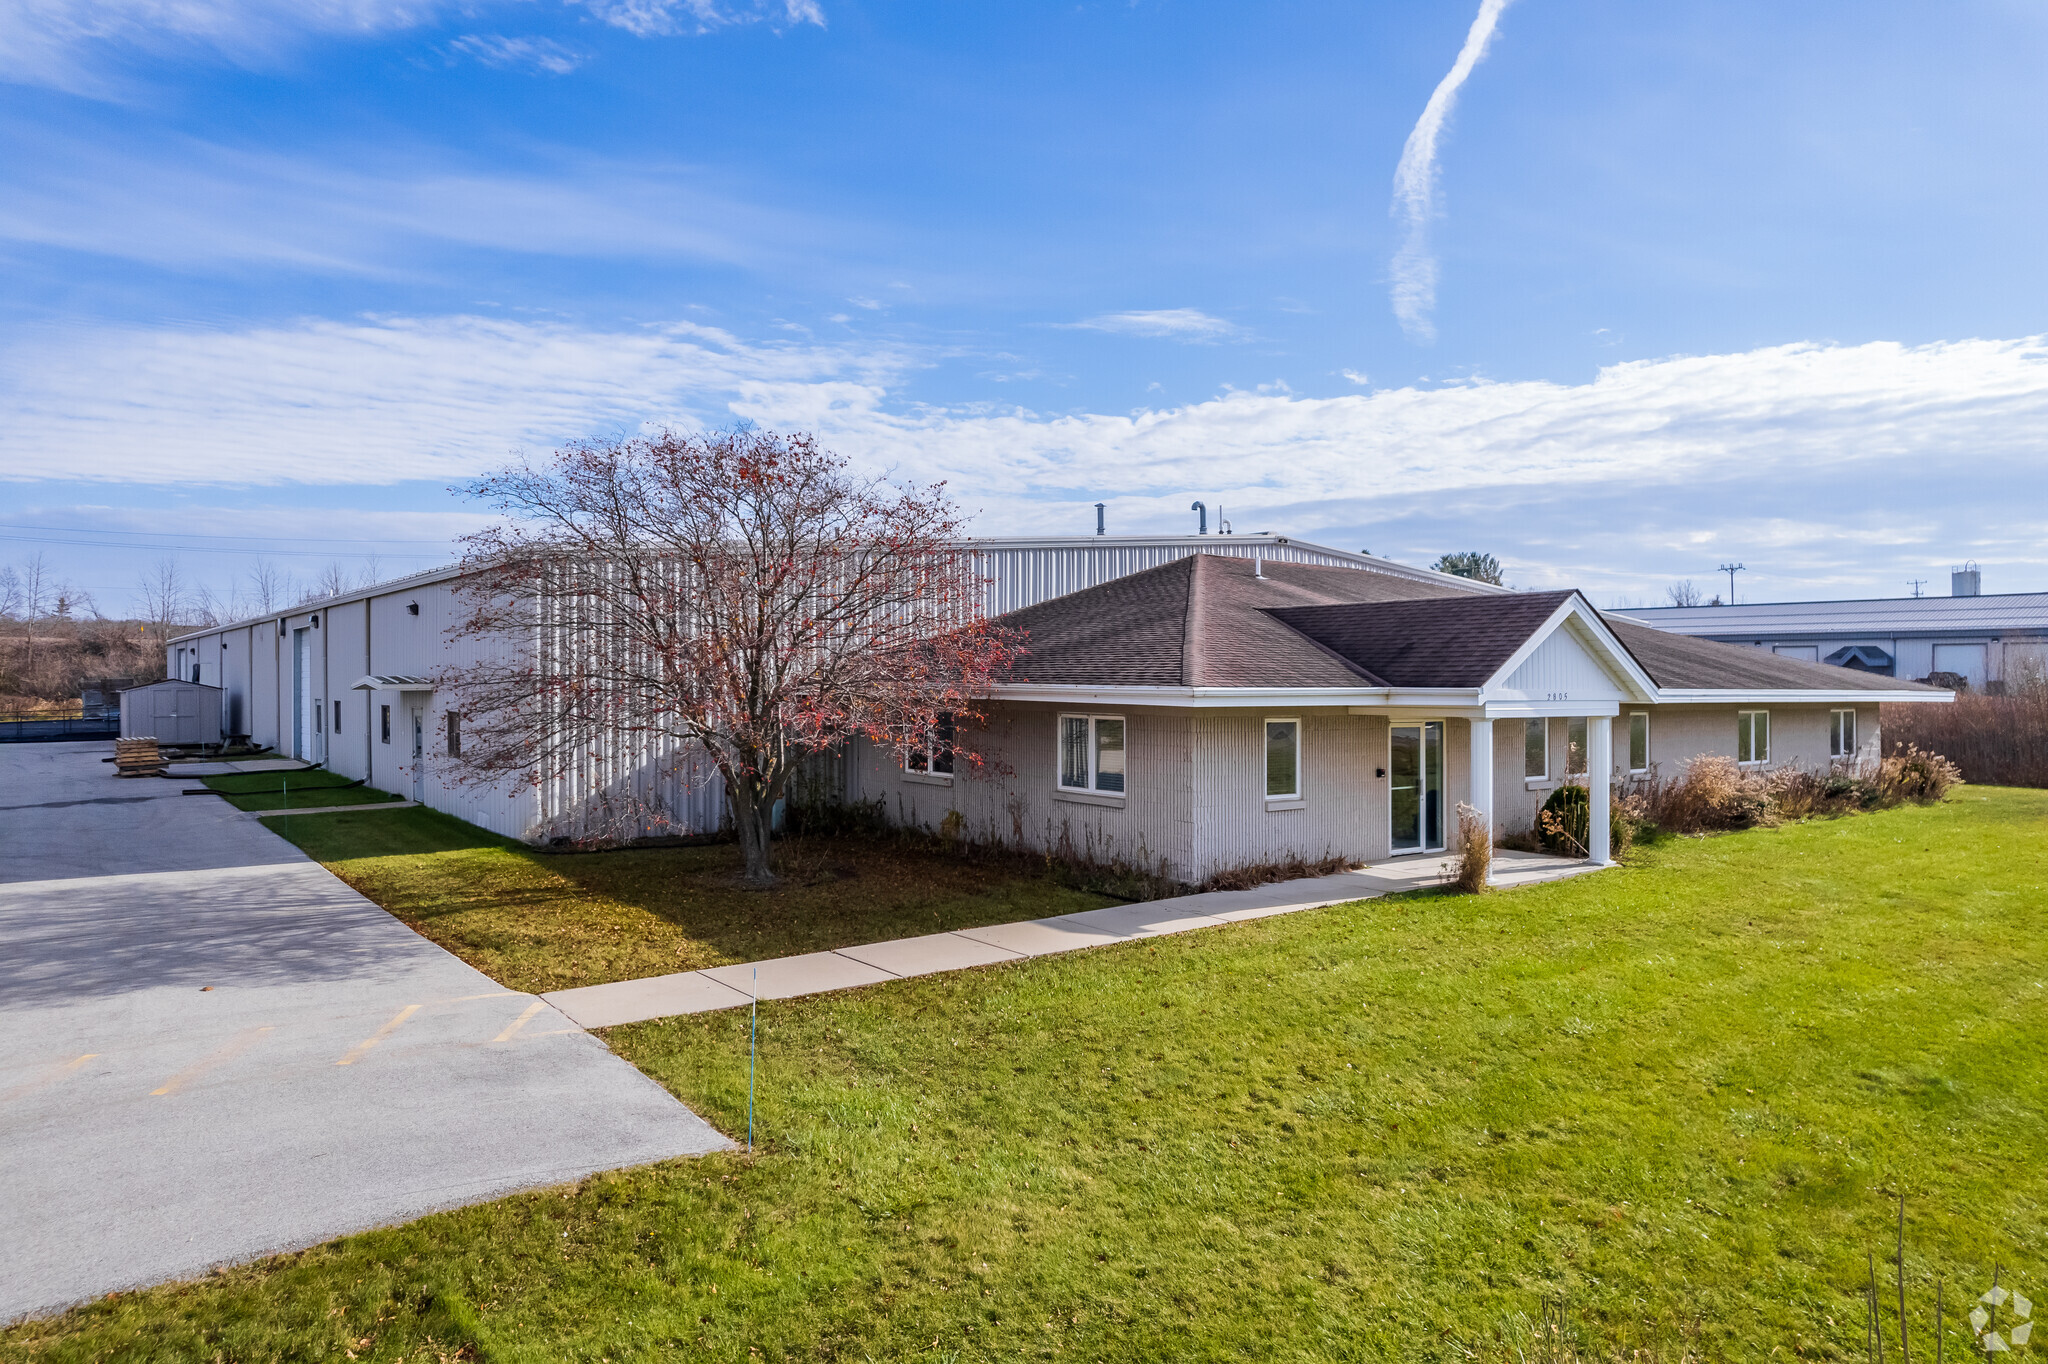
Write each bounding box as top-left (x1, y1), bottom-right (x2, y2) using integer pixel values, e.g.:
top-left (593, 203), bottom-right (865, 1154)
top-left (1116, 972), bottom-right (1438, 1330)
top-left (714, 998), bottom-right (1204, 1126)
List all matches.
top-left (996, 551), bottom-right (1948, 695)
top-left (1601, 616), bottom-right (1944, 692)
top-left (1002, 554), bottom-right (1484, 687)
top-left (1265, 592), bottom-right (1577, 688)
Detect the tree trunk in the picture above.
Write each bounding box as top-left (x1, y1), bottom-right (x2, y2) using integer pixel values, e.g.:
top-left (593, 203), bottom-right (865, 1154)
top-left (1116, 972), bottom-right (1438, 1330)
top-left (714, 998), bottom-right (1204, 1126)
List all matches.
top-left (729, 774), bottom-right (779, 887)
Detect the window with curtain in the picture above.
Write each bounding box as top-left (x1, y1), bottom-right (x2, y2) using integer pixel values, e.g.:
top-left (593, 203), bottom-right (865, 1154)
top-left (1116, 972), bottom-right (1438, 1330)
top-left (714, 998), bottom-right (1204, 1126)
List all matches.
top-left (1628, 712), bottom-right (1649, 772)
top-left (1058, 714), bottom-right (1126, 794)
top-left (1524, 718), bottom-right (1547, 780)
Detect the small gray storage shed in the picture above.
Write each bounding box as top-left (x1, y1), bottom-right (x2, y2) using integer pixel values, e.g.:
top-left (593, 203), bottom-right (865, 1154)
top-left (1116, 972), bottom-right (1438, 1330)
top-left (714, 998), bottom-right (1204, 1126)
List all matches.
top-left (119, 680), bottom-right (223, 746)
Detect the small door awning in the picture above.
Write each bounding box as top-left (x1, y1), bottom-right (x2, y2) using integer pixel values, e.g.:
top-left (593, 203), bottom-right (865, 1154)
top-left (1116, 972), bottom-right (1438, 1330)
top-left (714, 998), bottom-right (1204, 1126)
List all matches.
top-left (351, 675), bottom-right (435, 691)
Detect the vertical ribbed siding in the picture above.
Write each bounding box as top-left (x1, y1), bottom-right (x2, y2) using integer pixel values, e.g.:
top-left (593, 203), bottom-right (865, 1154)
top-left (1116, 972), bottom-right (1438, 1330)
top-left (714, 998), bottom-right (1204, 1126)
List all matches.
top-left (849, 703), bottom-right (1197, 878)
top-left (1189, 709), bottom-right (1380, 879)
top-left (975, 539), bottom-right (1416, 615)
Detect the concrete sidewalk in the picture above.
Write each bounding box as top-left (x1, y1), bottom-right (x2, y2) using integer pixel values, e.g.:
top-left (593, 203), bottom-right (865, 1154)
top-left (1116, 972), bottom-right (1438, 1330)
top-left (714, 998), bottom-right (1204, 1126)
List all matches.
top-left (544, 849), bottom-right (1606, 1030)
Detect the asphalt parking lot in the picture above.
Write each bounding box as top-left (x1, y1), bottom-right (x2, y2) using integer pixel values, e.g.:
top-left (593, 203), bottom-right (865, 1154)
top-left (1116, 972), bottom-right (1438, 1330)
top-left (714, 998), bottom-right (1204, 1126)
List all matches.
top-left (0, 743), bottom-right (729, 1323)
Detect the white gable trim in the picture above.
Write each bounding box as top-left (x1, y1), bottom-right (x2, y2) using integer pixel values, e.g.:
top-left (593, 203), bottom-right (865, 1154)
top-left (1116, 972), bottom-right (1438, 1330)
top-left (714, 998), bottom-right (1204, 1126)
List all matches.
top-left (1480, 595), bottom-right (1660, 706)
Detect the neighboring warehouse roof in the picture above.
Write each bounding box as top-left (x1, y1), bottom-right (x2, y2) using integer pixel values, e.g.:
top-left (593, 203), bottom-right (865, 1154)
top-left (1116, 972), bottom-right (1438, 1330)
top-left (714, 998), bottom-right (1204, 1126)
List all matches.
top-left (998, 553), bottom-right (1942, 696)
top-left (1618, 591), bottom-right (2048, 638)
top-left (1599, 618), bottom-right (1933, 693)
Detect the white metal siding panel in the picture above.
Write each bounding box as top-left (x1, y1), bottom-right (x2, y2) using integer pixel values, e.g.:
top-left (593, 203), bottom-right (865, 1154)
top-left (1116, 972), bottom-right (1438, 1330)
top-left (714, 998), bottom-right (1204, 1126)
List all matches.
top-left (1497, 628), bottom-right (1628, 702)
top-left (974, 540), bottom-right (1450, 615)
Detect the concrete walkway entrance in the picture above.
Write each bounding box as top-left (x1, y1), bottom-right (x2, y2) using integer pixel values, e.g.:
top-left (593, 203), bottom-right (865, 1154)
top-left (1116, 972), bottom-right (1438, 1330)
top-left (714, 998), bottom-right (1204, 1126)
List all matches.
top-left (544, 849), bottom-right (1605, 1030)
top-left (0, 743), bottom-right (729, 1324)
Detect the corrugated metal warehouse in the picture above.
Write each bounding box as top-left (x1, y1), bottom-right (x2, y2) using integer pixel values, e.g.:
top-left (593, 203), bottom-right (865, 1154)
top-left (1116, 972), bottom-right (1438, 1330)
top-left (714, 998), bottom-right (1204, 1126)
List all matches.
top-left (165, 535), bottom-right (1424, 843)
top-left (1619, 568), bottom-right (2048, 692)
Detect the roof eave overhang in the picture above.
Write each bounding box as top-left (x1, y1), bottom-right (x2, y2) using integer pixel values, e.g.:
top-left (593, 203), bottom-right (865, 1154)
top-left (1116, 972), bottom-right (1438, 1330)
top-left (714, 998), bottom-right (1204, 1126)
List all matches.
top-left (1653, 687), bottom-right (1954, 705)
top-left (988, 683), bottom-right (1480, 708)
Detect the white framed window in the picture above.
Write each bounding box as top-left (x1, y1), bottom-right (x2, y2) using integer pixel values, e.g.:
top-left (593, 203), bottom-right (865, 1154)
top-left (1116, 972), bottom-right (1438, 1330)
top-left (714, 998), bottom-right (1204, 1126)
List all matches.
top-left (1829, 708), bottom-right (1856, 759)
top-left (1628, 712), bottom-right (1650, 773)
top-left (1058, 714), bottom-right (1125, 794)
top-left (1566, 717), bottom-right (1587, 776)
top-left (1737, 710), bottom-right (1770, 765)
top-left (1524, 718), bottom-right (1547, 781)
top-left (903, 713), bottom-right (956, 777)
top-left (1265, 719), bottom-right (1300, 800)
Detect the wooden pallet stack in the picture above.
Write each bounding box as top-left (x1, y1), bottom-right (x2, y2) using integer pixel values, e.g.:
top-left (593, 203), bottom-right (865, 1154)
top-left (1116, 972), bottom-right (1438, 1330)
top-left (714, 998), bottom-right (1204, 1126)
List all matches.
top-left (114, 737), bottom-right (166, 778)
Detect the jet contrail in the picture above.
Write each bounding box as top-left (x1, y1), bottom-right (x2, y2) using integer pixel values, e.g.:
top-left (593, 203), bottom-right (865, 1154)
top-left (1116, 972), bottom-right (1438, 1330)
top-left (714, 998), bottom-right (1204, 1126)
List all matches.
top-left (1390, 0), bottom-right (1516, 343)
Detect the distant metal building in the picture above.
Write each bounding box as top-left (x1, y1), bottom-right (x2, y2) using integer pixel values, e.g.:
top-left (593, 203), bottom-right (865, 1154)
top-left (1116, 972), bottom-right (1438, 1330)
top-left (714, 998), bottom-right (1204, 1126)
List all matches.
top-left (1619, 569), bottom-right (2048, 692)
top-left (165, 535), bottom-right (1474, 841)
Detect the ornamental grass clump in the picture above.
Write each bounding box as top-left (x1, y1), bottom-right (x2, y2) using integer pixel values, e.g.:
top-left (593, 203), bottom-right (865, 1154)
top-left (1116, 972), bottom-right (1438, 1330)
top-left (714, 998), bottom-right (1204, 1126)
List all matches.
top-left (1450, 800), bottom-right (1491, 892)
top-left (1627, 746), bottom-right (1959, 837)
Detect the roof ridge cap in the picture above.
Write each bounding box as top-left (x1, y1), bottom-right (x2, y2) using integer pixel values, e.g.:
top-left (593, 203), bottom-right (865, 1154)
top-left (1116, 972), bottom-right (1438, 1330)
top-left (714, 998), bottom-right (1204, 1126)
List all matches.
top-left (1181, 551), bottom-right (1205, 686)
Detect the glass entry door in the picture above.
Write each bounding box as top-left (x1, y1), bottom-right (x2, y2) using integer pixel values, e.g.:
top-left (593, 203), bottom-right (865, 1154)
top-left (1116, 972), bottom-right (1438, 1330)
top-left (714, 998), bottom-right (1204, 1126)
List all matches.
top-left (1390, 721), bottom-right (1445, 853)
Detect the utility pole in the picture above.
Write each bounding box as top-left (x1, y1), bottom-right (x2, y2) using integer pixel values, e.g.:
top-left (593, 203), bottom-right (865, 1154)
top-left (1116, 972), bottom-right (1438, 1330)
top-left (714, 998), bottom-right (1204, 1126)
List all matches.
top-left (1718, 562), bottom-right (1745, 605)
top-left (1907, 578), bottom-right (1926, 598)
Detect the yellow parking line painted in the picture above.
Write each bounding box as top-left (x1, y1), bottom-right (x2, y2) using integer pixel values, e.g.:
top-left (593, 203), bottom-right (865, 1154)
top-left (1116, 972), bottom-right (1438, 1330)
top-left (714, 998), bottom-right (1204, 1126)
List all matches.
top-left (1, 1053), bottom-right (99, 1104)
top-left (492, 1001), bottom-right (547, 1043)
top-left (335, 1004), bottom-right (420, 1067)
top-left (151, 1027), bottom-right (275, 1097)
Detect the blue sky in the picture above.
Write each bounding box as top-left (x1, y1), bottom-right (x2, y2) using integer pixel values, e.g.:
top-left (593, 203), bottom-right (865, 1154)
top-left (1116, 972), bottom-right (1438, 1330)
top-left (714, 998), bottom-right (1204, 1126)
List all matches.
top-left (4, 0), bottom-right (2048, 615)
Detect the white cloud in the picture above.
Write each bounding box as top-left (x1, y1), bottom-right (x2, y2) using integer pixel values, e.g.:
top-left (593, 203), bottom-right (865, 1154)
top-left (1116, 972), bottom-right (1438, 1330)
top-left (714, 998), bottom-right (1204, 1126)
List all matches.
top-left (4, 318), bottom-right (2046, 592)
top-left (449, 34), bottom-right (585, 74)
top-left (0, 129), bottom-right (851, 275)
top-left (0, 0), bottom-right (445, 94)
top-left (1, 0), bottom-right (819, 95)
top-left (1389, 0), bottom-right (1515, 343)
top-left (569, 0), bottom-right (821, 37)
top-left (1064, 309), bottom-right (1241, 342)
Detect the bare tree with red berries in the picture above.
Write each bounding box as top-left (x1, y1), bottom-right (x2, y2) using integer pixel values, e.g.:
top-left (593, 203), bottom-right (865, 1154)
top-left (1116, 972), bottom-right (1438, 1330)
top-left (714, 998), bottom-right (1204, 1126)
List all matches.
top-left (438, 427), bottom-right (1018, 886)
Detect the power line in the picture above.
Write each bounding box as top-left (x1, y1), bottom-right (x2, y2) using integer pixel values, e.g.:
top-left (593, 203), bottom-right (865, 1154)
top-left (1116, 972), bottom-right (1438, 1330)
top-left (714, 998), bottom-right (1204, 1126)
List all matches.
top-left (0, 532), bottom-right (448, 561)
top-left (0, 523), bottom-right (452, 545)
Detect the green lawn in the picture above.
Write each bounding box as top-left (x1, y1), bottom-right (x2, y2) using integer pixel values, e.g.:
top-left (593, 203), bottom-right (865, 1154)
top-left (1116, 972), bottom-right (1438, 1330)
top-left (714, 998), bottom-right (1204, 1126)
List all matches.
top-left (8, 790), bottom-right (2046, 1362)
top-left (250, 805), bottom-right (1118, 992)
top-left (200, 769), bottom-right (408, 813)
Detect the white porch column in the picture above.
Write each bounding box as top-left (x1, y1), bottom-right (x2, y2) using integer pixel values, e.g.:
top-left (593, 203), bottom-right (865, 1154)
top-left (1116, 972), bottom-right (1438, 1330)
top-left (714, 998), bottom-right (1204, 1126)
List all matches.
top-left (1468, 717), bottom-right (1494, 878)
top-left (1586, 715), bottom-right (1612, 866)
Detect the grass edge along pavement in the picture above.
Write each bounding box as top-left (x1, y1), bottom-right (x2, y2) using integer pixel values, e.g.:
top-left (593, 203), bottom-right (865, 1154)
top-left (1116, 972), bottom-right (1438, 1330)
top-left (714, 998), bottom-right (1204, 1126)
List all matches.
top-left (7, 787), bottom-right (2046, 1361)
top-left (198, 768), bottom-right (409, 813)
top-left (245, 802), bottom-right (1121, 994)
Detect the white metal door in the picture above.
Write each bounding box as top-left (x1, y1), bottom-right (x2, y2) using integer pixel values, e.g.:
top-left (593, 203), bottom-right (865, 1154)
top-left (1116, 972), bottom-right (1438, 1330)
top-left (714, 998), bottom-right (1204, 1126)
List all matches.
top-left (1932, 643), bottom-right (1987, 690)
top-left (292, 628), bottom-right (310, 759)
top-left (410, 708), bottom-right (425, 802)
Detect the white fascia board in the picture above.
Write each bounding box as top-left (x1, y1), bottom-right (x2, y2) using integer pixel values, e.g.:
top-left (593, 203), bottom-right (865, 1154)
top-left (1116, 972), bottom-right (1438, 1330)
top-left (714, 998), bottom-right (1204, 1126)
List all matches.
top-left (1653, 688), bottom-right (1954, 705)
top-left (1483, 700), bottom-right (1622, 719)
top-left (990, 684), bottom-right (1479, 708)
top-left (168, 562), bottom-right (465, 645)
top-left (1479, 594), bottom-right (1660, 704)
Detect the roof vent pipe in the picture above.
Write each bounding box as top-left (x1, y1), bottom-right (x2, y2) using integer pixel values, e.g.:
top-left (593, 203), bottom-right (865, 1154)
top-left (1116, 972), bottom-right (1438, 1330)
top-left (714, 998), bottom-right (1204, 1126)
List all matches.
top-left (1094, 502), bottom-right (1105, 536)
top-left (1952, 562), bottom-right (1981, 597)
top-left (1190, 500), bottom-right (1207, 535)
top-left (1253, 553), bottom-right (1265, 579)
